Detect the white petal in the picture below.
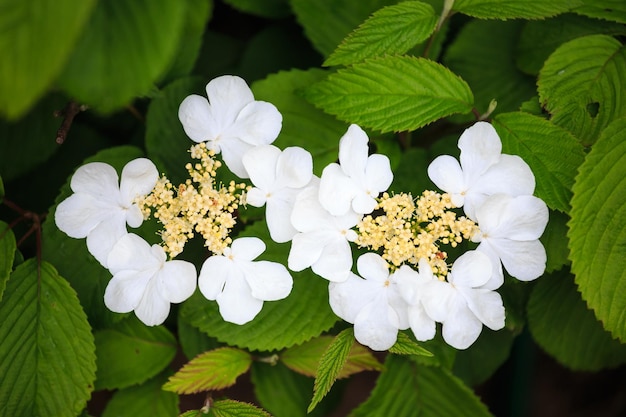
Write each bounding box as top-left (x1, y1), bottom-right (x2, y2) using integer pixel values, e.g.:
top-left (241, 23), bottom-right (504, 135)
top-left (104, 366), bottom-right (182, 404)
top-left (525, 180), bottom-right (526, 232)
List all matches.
top-left (134, 291), bottom-right (171, 326)
top-left (106, 233), bottom-right (157, 273)
top-left (328, 273), bottom-right (379, 323)
top-left (265, 193), bottom-right (299, 243)
top-left (245, 188), bottom-right (267, 207)
top-left (231, 100), bottom-right (282, 146)
top-left (489, 238), bottom-right (547, 281)
top-left (319, 163), bottom-right (356, 216)
top-left (291, 185), bottom-right (334, 232)
top-left (448, 250), bottom-right (492, 288)
top-left (242, 145), bottom-right (281, 191)
top-left (441, 295), bottom-right (483, 350)
top-left (393, 265), bottom-right (424, 305)
top-left (480, 195), bottom-right (548, 241)
top-left (460, 287), bottom-right (505, 331)
top-left (276, 147), bottom-right (313, 188)
top-left (427, 155), bottom-right (466, 201)
top-left (178, 95), bottom-right (217, 143)
top-left (157, 260), bottom-right (197, 303)
top-left (198, 255), bottom-right (232, 300)
top-left (338, 124), bottom-right (369, 178)
top-left (364, 154), bottom-right (393, 196)
top-left (311, 237), bottom-right (353, 282)
top-left (353, 299), bottom-right (399, 351)
top-left (408, 303), bottom-right (436, 341)
top-left (351, 193), bottom-right (378, 216)
top-left (242, 260), bottom-right (293, 301)
top-left (119, 158), bottom-right (159, 205)
top-left (125, 204), bottom-right (145, 229)
top-left (88, 219), bottom-right (129, 268)
top-left (231, 237), bottom-right (265, 261)
top-left (475, 242), bottom-right (505, 290)
top-left (458, 121), bottom-right (502, 182)
top-left (216, 136), bottom-right (255, 178)
top-left (104, 269), bottom-right (152, 313)
top-left (55, 194), bottom-right (113, 238)
top-left (474, 154), bottom-right (535, 197)
top-left (356, 253), bottom-right (389, 283)
top-left (421, 280), bottom-right (455, 323)
top-left (216, 273), bottom-right (264, 325)
top-left (287, 232), bottom-right (326, 271)
top-left (70, 162), bottom-right (120, 196)
top-left (205, 75), bottom-right (254, 130)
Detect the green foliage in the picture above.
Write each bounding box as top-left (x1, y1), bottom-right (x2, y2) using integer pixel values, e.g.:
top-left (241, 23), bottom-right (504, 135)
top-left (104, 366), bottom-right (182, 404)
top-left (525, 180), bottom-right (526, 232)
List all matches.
top-left (324, 1), bottom-right (437, 67)
top-left (538, 34), bottom-right (626, 146)
top-left (102, 373), bottom-right (179, 417)
top-left (388, 331), bottom-right (434, 356)
top-left (0, 221), bottom-right (16, 301)
top-left (0, 260), bottom-right (96, 417)
top-left (164, 347), bottom-right (252, 394)
top-left (223, 0), bottom-right (291, 18)
top-left (572, 0), bottom-right (626, 23)
top-left (452, 0), bottom-right (582, 19)
top-left (569, 118), bottom-right (626, 342)
top-left (304, 55), bottom-right (474, 133)
top-left (540, 210), bottom-right (571, 273)
top-left (93, 317), bottom-right (177, 390)
top-left (209, 400), bottom-right (271, 417)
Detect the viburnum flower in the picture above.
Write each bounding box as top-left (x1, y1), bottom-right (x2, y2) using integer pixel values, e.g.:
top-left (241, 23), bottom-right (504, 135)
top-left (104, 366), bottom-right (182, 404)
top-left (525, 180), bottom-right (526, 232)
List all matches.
top-left (319, 124), bottom-right (393, 216)
top-left (104, 233), bottom-right (197, 326)
top-left (328, 253), bottom-right (409, 351)
top-left (420, 250), bottom-right (505, 350)
top-left (55, 158), bottom-right (159, 267)
top-left (427, 122), bottom-right (535, 220)
top-left (242, 145), bottom-right (313, 243)
top-left (288, 184), bottom-right (361, 282)
top-left (178, 75), bottom-right (282, 178)
top-left (198, 237), bottom-right (293, 325)
top-left (472, 193), bottom-right (549, 286)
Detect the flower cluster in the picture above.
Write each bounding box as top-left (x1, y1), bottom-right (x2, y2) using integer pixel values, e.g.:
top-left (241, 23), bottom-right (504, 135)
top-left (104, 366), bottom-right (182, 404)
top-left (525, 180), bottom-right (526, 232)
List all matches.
top-left (55, 75), bottom-right (549, 352)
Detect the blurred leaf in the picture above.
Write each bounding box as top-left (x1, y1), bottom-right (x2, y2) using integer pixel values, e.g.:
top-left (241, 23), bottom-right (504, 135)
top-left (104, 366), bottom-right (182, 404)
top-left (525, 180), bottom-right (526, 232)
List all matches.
top-left (102, 373), bottom-right (178, 417)
top-left (493, 112), bottom-right (585, 213)
top-left (572, 0), bottom-right (626, 23)
top-left (537, 34), bottom-right (626, 146)
top-left (0, 221), bottom-right (16, 301)
top-left (443, 20), bottom-right (535, 117)
top-left (178, 314), bottom-right (221, 360)
top-left (290, 0), bottom-right (396, 57)
top-left (528, 269), bottom-right (626, 370)
top-left (282, 335), bottom-right (382, 379)
top-left (0, 176), bottom-right (3, 199)
top-left (210, 400), bottom-right (271, 417)
top-left (541, 210), bottom-right (571, 273)
top-left (308, 328), bottom-right (355, 413)
top-left (453, 328), bottom-right (515, 386)
top-left (389, 148), bottom-right (433, 196)
top-left (42, 146), bottom-right (146, 328)
top-left (223, 0), bottom-right (291, 18)
top-left (0, 260), bottom-right (96, 417)
top-left (251, 68), bottom-right (349, 175)
top-left (324, 1), bottom-right (437, 67)
top-left (57, 0), bottom-right (186, 113)
top-left (516, 14), bottom-right (626, 75)
top-left (303, 55), bottom-right (474, 133)
top-left (181, 220), bottom-right (338, 352)
top-left (388, 332), bottom-right (433, 356)
top-left (94, 316), bottom-right (177, 390)
top-left (0, 0), bottom-right (95, 119)
top-left (452, 0), bottom-right (582, 19)
top-left (164, 347), bottom-right (252, 394)
top-left (350, 355), bottom-right (493, 417)
top-left (569, 118), bottom-right (626, 342)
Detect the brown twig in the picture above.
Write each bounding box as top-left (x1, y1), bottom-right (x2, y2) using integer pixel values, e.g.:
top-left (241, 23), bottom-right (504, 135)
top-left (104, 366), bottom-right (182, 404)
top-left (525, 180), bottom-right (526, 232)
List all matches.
top-left (54, 101), bottom-right (88, 145)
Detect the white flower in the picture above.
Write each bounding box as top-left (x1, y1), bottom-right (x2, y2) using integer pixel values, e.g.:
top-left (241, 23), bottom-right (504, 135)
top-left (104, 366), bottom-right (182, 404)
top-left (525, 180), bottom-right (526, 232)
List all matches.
top-left (473, 193), bottom-right (549, 286)
top-left (198, 237), bottom-right (293, 325)
top-left (329, 253), bottom-right (409, 351)
top-left (288, 183), bottom-right (360, 282)
top-left (421, 250), bottom-right (505, 350)
top-left (55, 158), bottom-right (159, 268)
top-left (242, 145), bottom-right (313, 243)
top-left (104, 233), bottom-right (197, 326)
top-left (319, 124), bottom-right (393, 216)
top-left (394, 260), bottom-right (438, 342)
top-left (178, 75), bottom-right (282, 178)
top-left (427, 122), bottom-right (535, 220)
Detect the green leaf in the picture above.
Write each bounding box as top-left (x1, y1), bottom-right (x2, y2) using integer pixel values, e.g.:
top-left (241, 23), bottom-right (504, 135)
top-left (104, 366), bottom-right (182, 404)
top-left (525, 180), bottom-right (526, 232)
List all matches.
top-left (324, 1), bottom-right (437, 67)
top-left (452, 0), bottom-right (582, 19)
top-left (164, 347), bottom-right (252, 394)
top-left (0, 0), bottom-right (95, 119)
top-left (569, 117), bottom-right (626, 342)
top-left (57, 0), bottom-right (186, 113)
top-left (537, 34), bottom-right (626, 146)
top-left (94, 316), bottom-right (177, 390)
top-left (528, 269), bottom-right (626, 370)
top-left (303, 55), bottom-right (474, 133)
top-left (443, 20), bottom-right (536, 117)
top-left (572, 0), bottom-right (626, 24)
top-left (102, 373), bottom-right (179, 417)
top-left (541, 210), bottom-right (571, 273)
top-left (516, 13), bottom-right (626, 76)
top-left (0, 175), bottom-right (4, 199)
top-left (211, 400), bottom-right (271, 417)
top-left (388, 331), bottom-right (433, 356)
top-left (42, 146), bottom-right (147, 328)
top-left (493, 112), bottom-right (586, 213)
top-left (181, 221), bottom-right (338, 352)
top-left (0, 221), bottom-right (16, 301)
top-left (251, 69), bottom-right (350, 175)
top-left (223, 0), bottom-right (291, 18)
top-left (308, 328), bottom-right (355, 413)
top-left (0, 259), bottom-right (96, 417)
top-left (290, 0), bottom-right (397, 57)
top-left (350, 355), bottom-right (493, 417)
top-left (178, 314), bottom-right (220, 361)
top-left (281, 335), bottom-right (382, 379)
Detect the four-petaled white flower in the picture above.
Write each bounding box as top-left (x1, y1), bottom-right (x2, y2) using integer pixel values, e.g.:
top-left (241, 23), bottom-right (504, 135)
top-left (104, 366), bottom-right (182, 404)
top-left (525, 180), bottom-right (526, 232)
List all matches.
top-left (198, 237), bottom-right (293, 325)
top-left (288, 184), bottom-right (360, 282)
top-left (472, 193), bottom-right (549, 287)
top-left (427, 122), bottom-right (535, 220)
top-left (319, 124), bottom-right (393, 216)
top-left (178, 75), bottom-right (283, 178)
top-left (420, 250), bottom-right (505, 350)
top-left (242, 145), bottom-right (313, 243)
top-left (55, 158), bottom-right (159, 268)
top-left (104, 233), bottom-right (197, 326)
top-left (329, 253), bottom-right (409, 351)
top-left (394, 260), bottom-right (438, 342)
